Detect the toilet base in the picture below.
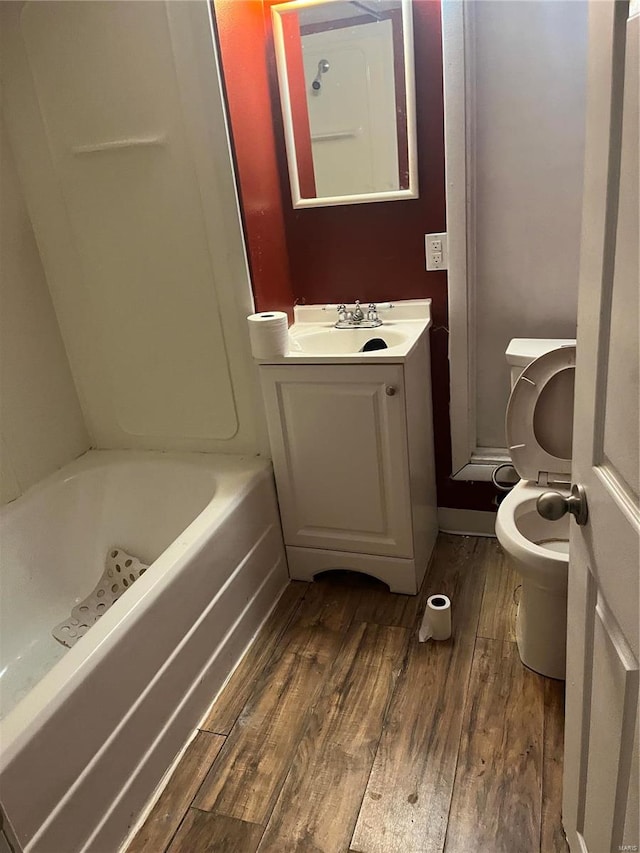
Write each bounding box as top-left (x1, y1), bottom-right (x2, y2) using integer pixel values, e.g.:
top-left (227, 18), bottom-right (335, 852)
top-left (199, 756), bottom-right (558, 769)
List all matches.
top-left (516, 578), bottom-right (568, 680)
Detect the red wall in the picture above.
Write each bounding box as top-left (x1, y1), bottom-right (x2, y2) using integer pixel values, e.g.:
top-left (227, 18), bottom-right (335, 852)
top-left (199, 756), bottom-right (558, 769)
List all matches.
top-left (213, 0), bottom-right (295, 318)
top-left (214, 0), bottom-right (496, 512)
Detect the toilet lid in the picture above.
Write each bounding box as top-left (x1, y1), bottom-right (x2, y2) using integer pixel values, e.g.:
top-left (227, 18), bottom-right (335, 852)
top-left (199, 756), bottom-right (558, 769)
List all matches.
top-left (506, 345), bottom-right (576, 485)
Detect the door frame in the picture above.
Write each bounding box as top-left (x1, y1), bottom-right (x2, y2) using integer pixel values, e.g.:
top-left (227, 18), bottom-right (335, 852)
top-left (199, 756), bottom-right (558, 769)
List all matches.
top-left (441, 0), bottom-right (477, 478)
top-left (441, 0), bottom-right (588, 482)
top-left (441, 0), bottom-right (512, 481)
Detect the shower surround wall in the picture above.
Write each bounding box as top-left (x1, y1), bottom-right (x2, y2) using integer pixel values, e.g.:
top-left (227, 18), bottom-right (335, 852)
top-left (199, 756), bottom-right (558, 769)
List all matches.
top-left (0, 123), bottom-right (89, 505)
top-left (1, 0), bottom-right (261, 457)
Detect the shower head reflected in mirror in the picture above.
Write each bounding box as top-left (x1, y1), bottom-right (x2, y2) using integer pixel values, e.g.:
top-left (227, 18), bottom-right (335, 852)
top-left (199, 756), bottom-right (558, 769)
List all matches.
top-left (311, 59), bottom-right (330, 92)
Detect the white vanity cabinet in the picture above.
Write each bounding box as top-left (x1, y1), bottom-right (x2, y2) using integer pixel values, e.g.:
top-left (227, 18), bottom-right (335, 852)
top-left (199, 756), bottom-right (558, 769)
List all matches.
top-left (259, 330), bottom-right (438, 594)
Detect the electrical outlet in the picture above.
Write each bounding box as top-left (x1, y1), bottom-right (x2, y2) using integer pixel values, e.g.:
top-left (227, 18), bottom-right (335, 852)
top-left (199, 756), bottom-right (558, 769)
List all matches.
top-left (425, 232), bottom-right (448, 271)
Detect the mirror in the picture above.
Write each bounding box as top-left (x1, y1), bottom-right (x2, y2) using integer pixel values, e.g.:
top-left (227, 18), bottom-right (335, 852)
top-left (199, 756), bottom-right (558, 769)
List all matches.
top-left (272, 0), bottom-right (418, 208)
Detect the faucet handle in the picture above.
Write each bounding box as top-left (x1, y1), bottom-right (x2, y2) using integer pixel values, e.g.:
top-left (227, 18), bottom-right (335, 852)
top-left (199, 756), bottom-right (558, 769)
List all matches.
top-left (336, 303), bottom-right (347, 323)
top-left (352, 300), bottom-right (364, 322)
top-left (367, 302), bottom-right (378, 321)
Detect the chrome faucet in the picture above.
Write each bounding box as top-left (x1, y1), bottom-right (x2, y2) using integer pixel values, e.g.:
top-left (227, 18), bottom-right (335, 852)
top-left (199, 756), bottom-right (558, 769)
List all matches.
top-left (334, 301), bottom-right (382, 329)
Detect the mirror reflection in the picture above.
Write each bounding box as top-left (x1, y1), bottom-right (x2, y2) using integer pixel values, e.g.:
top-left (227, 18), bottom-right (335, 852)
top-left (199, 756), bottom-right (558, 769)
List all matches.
top-left (272, 0), bottom-right (418, 207)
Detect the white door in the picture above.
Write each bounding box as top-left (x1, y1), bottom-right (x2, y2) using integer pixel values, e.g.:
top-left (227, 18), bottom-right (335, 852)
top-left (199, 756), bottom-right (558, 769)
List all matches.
top-left (259, 364), bottom-right (413, 558)
top-left (563, 2), bottom-right (639, 851)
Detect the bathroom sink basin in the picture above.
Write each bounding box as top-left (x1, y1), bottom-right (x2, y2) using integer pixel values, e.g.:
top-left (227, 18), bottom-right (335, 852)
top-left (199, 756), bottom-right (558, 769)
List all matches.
top-left (251, 299), bottom-right (432, 364)
top-left (290, 327), bottom-right (409, 355)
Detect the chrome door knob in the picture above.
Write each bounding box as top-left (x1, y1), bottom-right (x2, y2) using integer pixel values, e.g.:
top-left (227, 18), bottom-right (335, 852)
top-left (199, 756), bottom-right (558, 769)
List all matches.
top-left (537, 483), bottom-right (588, 526)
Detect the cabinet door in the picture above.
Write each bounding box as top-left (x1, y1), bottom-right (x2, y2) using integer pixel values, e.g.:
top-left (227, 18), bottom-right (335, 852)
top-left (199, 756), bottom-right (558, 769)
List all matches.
top-left (260, 364), bottom-right (413, 557)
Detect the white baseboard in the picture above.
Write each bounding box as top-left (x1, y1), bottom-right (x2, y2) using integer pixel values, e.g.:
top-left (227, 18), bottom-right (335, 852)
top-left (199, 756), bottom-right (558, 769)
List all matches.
top-left (438, 507), bottom-right (497, 538)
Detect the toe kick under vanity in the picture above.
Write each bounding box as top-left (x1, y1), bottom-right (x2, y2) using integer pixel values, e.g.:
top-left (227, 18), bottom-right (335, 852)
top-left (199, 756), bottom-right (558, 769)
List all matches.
top-left (256, 299), bottom-right (438, 595)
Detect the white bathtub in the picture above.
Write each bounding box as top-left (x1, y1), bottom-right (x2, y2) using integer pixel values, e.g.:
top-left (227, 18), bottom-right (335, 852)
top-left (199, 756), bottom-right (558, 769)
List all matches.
top-left (0, 451), bottom-right (288, 852)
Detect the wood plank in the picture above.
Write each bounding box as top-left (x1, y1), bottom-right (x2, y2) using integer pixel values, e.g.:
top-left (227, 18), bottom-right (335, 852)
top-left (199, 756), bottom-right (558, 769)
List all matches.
top-left (257, 621), bottom-right (409, 852)
top-left (352, 575), bottom-right (427, 629)
top-left (193, 579), bottom-right (362, 824)
top-left (351, 535), bottom-right (489, 853)
top-left (167, 809), bottom-right (263, 853)
top-left (127, 732), bottom-right (225, 853)
top-left (477, 541), bottom-right (519, 643)
top-left (444, 639), bottom-right (545, 853)
top-left (314, 563), bottom-right (434, 630)
top-left (201, 582), bottom-right (307, 735)
top-left (406, 535), bottom-right (460, 635)
top-left (542, 679), bottom-right (570, 853)
top-left (352, 584), bottom-right (416, 628)
top-left (127, 537), bottom-right (566, 853)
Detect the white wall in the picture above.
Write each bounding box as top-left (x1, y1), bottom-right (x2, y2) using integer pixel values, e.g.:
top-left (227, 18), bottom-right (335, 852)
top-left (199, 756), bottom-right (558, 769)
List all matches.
top-left (1, 1), bottom-right (261, 456)
top-left (472, 1), bottom-right (588, 449)
top-left (0, 122), bottom-right (89, 504)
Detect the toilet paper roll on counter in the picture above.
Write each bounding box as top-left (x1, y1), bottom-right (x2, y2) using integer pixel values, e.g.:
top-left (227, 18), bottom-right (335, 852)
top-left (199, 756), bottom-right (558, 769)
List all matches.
top-left (418, 594), bottom-right (452, 642)
top-left (247, 312), bottom-right (289, 359)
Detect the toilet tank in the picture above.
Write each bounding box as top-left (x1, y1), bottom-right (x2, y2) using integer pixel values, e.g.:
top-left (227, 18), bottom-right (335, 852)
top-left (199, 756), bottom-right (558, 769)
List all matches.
top-left (506, 338), bottom-right (576, 388)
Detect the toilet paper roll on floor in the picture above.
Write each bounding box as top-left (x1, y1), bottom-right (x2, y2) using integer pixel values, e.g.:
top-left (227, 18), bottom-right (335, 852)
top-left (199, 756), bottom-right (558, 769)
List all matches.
top-left (247, 311), bottom-right (289, 359)
top-left (418, 594), bottom-right (452, 642)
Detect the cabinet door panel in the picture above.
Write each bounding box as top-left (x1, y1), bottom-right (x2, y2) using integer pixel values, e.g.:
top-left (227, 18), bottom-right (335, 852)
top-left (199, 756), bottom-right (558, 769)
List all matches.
top-left (261, 364), bottom-right (413, 557)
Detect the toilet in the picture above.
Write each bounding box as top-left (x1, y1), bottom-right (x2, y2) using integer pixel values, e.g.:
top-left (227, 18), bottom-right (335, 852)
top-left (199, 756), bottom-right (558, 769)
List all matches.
top-left (495, 338), bottom-right (576, 680)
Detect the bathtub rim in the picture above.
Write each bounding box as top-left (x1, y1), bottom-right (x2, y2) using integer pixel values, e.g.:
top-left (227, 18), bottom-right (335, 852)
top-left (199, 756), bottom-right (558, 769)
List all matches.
top-left (0, 449), bottom-right (273, 773)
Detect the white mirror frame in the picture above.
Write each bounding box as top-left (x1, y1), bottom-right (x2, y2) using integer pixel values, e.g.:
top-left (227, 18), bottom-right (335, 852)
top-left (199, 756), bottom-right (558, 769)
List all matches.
top-left (271, 0), bottom-right (419, 208)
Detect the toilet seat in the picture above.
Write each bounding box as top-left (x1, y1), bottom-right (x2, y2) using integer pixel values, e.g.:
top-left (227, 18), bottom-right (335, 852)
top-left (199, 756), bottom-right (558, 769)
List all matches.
top-left (506, 345), bottom-right (576, 486)
top-left (496, 479), bottom-right (570, 578)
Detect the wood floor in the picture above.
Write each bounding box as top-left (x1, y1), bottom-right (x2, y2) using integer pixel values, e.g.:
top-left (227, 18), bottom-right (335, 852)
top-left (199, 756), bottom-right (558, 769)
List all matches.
top-left (127, 535), bottom-right (569, 853)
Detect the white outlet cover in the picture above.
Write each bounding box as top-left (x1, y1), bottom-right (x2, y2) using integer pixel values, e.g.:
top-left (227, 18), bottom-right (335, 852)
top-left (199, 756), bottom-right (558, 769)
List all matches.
top-left (425, 232), bottom-right (448, 271)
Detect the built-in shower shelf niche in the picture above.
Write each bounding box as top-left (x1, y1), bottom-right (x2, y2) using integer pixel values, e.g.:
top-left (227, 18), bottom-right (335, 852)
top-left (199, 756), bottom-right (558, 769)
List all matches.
top-left (1, 0), bottom-right (256, 452)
